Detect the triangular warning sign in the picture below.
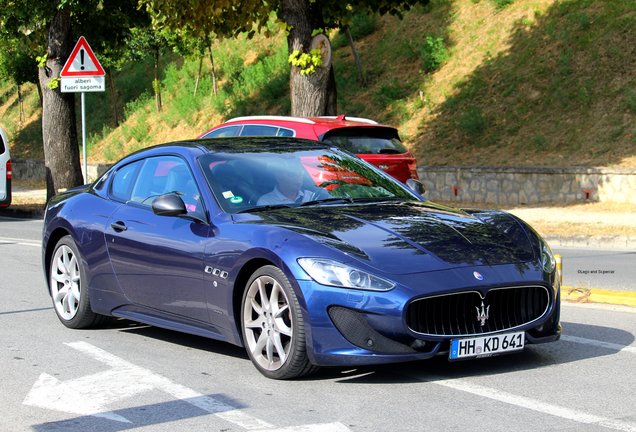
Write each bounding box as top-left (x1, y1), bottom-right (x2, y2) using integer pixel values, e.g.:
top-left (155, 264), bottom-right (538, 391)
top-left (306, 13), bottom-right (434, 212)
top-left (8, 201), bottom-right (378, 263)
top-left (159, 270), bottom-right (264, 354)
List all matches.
top-left (60, 36), bottom-right (105, 77)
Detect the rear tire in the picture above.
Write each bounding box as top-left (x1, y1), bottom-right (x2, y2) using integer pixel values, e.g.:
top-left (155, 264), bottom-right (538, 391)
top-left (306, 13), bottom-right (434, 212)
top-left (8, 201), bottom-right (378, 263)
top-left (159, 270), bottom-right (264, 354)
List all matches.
top-left (49, 235), bottom-right (106, 329)
top-left (241, 265), bottom-right (319, 379)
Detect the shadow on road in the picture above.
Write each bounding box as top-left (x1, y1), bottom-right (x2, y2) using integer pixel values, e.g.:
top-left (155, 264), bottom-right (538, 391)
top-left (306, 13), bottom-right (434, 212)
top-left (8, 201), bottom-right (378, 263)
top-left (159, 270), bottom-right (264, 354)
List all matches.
top-left (311, 321), bottom-right (635, 383)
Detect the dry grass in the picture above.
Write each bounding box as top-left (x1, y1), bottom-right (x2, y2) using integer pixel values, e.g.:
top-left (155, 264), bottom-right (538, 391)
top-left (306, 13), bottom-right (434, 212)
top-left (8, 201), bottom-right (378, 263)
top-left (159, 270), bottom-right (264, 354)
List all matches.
top-left (437, 200), bottom-right (636, 237)
top-left (529, 222), bottom-right (636, 238)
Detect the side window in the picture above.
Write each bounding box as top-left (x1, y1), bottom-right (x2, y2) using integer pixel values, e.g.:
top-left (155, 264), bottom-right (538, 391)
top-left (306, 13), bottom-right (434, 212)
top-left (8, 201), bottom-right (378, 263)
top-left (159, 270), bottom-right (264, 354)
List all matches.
top-left (240, 125), bottom-right (278, 136)
top-left (110, 161), bottom-right (142, 202)
top-left (202, 126), bottom-right (240, 138)
top-left (130, 156), bottom-right (204, 218)
top-left (277, 128), bottom-right (295, 137)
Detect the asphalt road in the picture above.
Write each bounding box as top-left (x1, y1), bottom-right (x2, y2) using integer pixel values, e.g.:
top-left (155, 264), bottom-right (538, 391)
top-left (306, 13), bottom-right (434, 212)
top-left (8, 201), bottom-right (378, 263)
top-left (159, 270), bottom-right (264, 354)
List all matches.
top-left (554, 248), bottom-right (636, 292)
top-left (1, 216), bottom-right (636, 431)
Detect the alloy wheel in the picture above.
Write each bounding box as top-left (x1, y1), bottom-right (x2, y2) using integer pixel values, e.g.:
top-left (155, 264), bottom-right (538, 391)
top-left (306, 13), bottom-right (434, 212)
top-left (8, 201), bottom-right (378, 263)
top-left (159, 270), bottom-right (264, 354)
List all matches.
top-left (50, 244), bottom-right (81, 321)
top-left (242, 275), bottom-right (293, 371)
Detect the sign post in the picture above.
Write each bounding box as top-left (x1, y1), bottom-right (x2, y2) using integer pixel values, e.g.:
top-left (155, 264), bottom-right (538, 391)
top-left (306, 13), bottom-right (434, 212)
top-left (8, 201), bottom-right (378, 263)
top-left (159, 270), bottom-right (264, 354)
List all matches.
top-left (60, 36), bottom-right (105, 183)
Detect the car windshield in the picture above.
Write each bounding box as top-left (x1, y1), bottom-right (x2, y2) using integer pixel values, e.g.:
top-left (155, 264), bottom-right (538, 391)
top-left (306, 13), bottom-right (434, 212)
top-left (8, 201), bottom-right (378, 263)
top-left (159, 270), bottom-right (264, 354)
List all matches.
top-left (199, 147), bottom-right (416, 213)
top-left (321, 127), bottom-right (408, 155)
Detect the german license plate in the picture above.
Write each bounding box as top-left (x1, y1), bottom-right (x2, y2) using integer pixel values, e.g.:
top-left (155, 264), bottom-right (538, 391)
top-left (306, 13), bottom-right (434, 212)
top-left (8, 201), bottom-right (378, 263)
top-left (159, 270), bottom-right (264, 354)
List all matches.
top-left (449, 331), bottom-right (524, 360)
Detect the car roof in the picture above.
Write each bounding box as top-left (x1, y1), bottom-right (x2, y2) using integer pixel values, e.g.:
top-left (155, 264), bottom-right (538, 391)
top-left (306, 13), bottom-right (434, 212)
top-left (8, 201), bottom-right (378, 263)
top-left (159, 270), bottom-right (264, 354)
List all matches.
top-left (224, 114), bottom-right (381, 127)
top-left (123, 136), bottom-right (332, 159)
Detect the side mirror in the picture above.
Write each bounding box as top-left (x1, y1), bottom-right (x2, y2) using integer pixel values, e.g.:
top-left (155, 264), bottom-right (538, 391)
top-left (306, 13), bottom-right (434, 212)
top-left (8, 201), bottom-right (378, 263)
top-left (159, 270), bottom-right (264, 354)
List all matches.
top-left (405, 178), bottom-right (425, 196)
top-left (152, 193), bottom-right (187, 217)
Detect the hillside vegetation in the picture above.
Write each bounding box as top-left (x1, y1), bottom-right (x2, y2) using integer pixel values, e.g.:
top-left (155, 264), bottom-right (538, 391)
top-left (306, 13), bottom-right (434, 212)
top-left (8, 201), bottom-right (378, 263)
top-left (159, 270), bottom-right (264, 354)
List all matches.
top-left (0, 0), bottom-right (634, 167)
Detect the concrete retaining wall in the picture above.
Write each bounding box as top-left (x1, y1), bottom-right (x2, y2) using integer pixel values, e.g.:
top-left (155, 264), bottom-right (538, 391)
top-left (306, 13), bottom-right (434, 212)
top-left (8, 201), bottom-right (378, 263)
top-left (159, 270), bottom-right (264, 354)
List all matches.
top-left (418, 166), bottom-right (636, 205)
top-left (12, 160), bottom-right (636, 205)
top-left (12, 159), bottom-right (112, 183)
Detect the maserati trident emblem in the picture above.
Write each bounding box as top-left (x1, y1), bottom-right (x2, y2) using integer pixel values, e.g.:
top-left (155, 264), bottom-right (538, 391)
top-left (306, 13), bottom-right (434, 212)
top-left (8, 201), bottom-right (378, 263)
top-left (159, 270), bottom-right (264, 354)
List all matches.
top-left (473, 271), bottom-right (484, 281)
top-left (475, 301), bottom-right (490, 327)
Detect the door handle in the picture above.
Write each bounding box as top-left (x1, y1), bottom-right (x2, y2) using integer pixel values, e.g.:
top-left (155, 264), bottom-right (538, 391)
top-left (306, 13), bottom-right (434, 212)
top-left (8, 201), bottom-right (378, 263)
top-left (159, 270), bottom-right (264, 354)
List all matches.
top-left (110, 221), bottom-right (127, 232)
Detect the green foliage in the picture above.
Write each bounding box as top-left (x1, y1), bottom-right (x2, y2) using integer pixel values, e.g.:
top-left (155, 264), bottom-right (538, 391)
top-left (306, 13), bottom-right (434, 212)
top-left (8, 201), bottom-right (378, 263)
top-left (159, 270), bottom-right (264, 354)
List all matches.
top-left (374, 82), bottom-right (407, 105)
top-left (459, 107), bottom-right (487, 136)
top-left (626, 88), bottom-right (636, 114)
top-left (47, 78), bottom-right (60, 90)
top-left (36, 55), bottom-right (47, 68)
top-left (288, 49), bottom-right (323, 75)
top-left (348, 13), bottom-right (377, 39)
top-left (531, 134), bottom-right (547, 151)
top-left (0, 42), bottom-right (38, 86)
top-left (491, 0), bottom-right (514, 10)
top-left (420, 35), bottom-right (449, 73)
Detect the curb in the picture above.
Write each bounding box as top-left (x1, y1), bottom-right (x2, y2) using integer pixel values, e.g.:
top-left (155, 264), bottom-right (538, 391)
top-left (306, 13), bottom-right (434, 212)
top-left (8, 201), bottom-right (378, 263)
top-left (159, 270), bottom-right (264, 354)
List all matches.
top-left (544, 235), bottom-right (636, 251)
top-left (562, 286), bottom-right (636, 308)
top-left (0, 206), bottom-right (44, 219)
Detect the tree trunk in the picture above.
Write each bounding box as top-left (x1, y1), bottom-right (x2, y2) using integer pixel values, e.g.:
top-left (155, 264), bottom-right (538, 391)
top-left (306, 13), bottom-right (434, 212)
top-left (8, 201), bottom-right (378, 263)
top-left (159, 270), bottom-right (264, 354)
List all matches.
top-left (344, 26), bottom-right (366, 86)
top-left (208, 42), bottom-right (217, 96)
top-left (325, 66), bottom-right (337, 115)
top-left (194, 55), bottom-right (203, 96)
top-left (17, 84), bottom-right (24, 127)
top-left (153, 48), bottom-right (162, 112)
top-left (281, 0), bottom-right (336, 117)
top-left (36, 80), bottom-right (43, 107)
top-left (39, 7), bottom-right (83, 200)
top-left (107, 68), bottom-right (120, 126)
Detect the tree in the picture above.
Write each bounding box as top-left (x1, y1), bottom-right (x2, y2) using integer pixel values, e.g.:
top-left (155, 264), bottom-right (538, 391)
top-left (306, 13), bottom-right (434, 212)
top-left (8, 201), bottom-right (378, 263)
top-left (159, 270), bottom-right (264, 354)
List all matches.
top-left (141, 0), bottom-right (425, 117)
top-left (167, 27), bottom-right (218, 97)
top-left (0, 38), bottom-right (39, 126)
top-left (0, 0), bottom-right (150, 198)
top-left (127, 27), bottom-right (170, 112)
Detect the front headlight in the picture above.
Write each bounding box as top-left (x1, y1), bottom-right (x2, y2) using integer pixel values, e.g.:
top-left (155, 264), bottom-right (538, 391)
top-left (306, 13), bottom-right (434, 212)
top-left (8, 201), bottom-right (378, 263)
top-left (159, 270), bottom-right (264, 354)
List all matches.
top-left (541, 242), bottom-right (556, 273)
top-left (297, 258), bottom-right (395, 291)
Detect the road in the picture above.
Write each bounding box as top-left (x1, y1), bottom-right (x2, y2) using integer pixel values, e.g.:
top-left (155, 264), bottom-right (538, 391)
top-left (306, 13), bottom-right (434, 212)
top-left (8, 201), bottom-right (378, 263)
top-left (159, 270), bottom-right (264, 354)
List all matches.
top-left (554, 248), bottom-right (636, 292)
top-left (1, 216), bottom-right (635, 431)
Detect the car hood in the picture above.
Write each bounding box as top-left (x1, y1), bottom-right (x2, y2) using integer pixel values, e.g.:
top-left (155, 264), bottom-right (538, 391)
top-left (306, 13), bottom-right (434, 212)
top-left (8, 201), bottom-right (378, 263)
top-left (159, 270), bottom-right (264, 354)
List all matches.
top-left (241, 201), bottom-right (537, 275)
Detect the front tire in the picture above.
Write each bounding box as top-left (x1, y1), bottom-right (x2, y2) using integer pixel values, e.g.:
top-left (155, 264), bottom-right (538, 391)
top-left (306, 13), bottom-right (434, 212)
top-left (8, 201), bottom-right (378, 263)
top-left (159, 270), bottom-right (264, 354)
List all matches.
top-left (49, 235), bottom-right (105, 329)
top-left (241, 265), bottom-right (318, 379)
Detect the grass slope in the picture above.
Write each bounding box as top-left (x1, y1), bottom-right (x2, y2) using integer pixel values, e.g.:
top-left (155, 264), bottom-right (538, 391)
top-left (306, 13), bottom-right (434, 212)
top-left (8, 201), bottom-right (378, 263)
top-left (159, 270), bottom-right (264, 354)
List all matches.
top-left (0, 0), bottom-right (634, 167)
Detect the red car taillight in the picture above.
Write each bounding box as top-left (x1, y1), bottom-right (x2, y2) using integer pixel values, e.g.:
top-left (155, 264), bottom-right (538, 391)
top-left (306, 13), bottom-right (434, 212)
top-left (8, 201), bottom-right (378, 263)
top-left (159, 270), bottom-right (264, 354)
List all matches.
top-left (408, 160), bottom-right (419, 180)
top-left (6, 159), bottom-right (12, 180)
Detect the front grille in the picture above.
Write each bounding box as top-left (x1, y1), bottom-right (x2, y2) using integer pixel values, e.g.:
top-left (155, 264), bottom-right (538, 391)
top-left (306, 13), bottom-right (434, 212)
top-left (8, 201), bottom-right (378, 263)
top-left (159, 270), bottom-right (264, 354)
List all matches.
top-left (406, 286), bottom-right (550, 336)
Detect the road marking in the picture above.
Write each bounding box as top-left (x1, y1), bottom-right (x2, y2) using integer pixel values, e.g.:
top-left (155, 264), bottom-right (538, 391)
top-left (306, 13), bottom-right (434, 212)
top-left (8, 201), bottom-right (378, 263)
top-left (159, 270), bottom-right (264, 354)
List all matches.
top-left (0, 236), bottom-right (39, 247)
top-left (433, 378), bottom-right (636, 432)
top-left (253, 424), bottom-right (352, 432)
top-left (561, 334), bottom-right (636, 354)
top-left (24, 341), bottom-right (351, 431)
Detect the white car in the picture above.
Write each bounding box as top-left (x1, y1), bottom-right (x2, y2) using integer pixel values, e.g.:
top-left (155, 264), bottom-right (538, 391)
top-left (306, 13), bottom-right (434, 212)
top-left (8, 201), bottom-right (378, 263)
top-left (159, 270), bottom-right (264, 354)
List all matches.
top-left (0, 126), bottom-right (11, 207)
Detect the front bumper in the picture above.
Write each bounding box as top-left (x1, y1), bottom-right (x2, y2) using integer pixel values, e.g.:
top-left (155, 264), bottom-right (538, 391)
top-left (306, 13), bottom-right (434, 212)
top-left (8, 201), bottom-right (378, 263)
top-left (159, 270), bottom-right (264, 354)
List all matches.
top-left (296, 264), bottom-right (562, 367)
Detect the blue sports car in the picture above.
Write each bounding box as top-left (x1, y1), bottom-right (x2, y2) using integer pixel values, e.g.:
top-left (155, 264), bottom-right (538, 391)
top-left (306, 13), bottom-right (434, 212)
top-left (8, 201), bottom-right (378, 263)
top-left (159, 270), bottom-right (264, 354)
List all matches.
top-left (42, 137), bottom-right (561, 379)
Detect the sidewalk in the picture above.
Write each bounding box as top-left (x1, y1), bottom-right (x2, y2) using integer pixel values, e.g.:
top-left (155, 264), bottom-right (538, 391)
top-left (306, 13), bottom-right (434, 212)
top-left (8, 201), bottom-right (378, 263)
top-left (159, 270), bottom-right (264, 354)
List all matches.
top-left (3, 186), bottom-right (635, 307)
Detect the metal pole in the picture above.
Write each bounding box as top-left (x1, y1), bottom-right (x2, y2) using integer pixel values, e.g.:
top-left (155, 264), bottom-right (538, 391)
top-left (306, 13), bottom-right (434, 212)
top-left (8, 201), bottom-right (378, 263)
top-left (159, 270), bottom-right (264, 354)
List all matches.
top-left (81, 91), bottom-right (87, 184)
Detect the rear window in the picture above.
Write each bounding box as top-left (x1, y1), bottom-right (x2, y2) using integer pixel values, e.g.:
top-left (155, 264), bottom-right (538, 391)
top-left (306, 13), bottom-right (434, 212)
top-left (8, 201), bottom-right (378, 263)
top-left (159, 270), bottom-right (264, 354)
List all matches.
top-left (240, 125), bottom-right (279, 136)
top-left (0, 133), bottom-right (5, 154)
top-left (202, 126), bottom-right (241, 138)
top-left (322, 127), bottom-right (407, 155)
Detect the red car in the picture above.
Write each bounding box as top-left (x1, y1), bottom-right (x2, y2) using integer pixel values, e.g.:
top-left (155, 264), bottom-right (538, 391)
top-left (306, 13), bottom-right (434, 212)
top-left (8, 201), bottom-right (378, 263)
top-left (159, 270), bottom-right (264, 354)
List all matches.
top-left (198, 114), bottom-right (419, 183)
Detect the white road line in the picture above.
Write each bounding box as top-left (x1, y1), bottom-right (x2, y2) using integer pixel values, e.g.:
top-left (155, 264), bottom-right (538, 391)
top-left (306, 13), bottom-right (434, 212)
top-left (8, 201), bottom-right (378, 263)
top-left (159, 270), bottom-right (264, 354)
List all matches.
top-left (433, 378), bottom-right (636, 432)
top-left (253, 424), bottom-right (352, 432)
top-left (63, 342), bottom-right (353, 430)
top-left (0, 236), bottom-right (39, 247)
top-left (561, 334), bottom-right (636, 354)
top-left (67, 341), bottom-right (274, 430)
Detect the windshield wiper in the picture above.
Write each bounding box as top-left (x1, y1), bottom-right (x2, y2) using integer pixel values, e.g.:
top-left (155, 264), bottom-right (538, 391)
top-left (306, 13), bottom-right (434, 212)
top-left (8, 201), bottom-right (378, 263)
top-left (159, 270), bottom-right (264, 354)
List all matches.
top-left (237, 204), bottom-right (294, 213)
top-left (299, 197), bottom-right (354, 207)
